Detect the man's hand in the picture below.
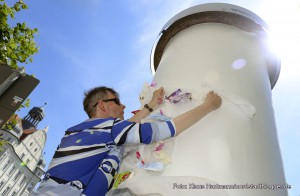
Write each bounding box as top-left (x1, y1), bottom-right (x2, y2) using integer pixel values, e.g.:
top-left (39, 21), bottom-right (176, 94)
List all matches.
top-left (128, 87), bottom-right (165, 123)
top-left (148, 87), bottom-right (165, 109)
top-left (203, 91), bottom-right (222, 111)
top-left (173, 91), bottom-right (222, 135)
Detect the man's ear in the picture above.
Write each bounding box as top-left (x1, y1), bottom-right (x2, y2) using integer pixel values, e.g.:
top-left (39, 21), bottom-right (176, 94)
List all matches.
top-left (98, 100), bottom-right (106, 112)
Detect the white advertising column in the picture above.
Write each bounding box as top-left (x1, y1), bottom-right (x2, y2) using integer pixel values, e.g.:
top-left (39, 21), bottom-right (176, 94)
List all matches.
top-left (149, 3), bottom-right (287, 196)
top-left (116, 3), bottom-right (287, 196)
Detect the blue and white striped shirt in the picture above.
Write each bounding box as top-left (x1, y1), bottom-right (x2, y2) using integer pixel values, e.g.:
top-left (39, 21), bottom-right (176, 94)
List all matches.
top-left (46, 117), bottom-right (176, 195)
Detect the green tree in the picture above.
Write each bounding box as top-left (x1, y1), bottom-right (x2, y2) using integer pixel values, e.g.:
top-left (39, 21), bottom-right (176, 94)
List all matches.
top-left (0, 0), bottom-right (38, 69)
top-left (0, 136), bottom-right (8, 150)
top-left (0, 0), bottom-right (38, 134)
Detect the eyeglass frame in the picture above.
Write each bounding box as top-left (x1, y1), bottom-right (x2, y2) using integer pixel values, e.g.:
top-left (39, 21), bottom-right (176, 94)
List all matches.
top-left (93, 97), bottom-right (121, 108)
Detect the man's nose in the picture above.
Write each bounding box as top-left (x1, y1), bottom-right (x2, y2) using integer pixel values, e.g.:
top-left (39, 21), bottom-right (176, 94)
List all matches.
top-left (121, 104), bottom-right (126, 109)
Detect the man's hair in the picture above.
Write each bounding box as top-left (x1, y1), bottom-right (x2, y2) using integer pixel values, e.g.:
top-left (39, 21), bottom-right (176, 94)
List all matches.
top-left (83, 86), bottom-right (119, 118)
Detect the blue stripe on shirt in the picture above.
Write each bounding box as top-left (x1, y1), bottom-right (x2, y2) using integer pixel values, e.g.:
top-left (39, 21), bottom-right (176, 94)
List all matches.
top-left (166, 120), bottom-right (176, 136)
top-left (139, 123), bottom-right (153, 144)
top-left (67, 118), bottom-right (114, 132)
top-left (111, 120), bottom-right (136, 143)
top-left (60, 131), bottom-right (112, 148)
top-left (48, 152), bottom-right (107, 185)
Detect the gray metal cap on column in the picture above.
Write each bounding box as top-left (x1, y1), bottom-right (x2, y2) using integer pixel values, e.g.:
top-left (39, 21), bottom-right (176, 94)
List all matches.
top-left (150, 3), bottom-right (280, 89)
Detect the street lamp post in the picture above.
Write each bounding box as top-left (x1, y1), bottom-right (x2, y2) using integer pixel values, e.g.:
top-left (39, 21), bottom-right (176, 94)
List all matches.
top-left (0, 63), bottom-right (39, 128)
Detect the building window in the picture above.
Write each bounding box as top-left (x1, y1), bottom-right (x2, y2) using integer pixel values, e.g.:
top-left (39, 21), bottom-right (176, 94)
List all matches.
top-left (2, 185), bottom-right (11, 196)
top-left (20, 153), bottom-right (25, 160)
top-left (11, 190), bottom-right (17, 196)
top-left (12, 126), bottom-right (21, 134)
top-left (2, 160), bottom-right (11, 170)
top-left (0, 181), bottom-right (5, 188)
top-left (13, 171), bottom-right (21, 181)
top-left (19, 176), bottom-right (26, 186)
top-left (8, 165), bottom-right (16, 176)
top-left (0, 152), bottom-right (7, 162)
top-left (30, 142), bottom-right (33, 146)
top-left (34, 148), bottom-right (38, 152)
top-left (27, 182), bottom-right (35, 192)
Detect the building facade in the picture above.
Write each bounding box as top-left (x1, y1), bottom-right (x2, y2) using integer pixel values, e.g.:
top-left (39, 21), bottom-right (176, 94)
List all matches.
top-left (0, 105), bottom-right (47, 196)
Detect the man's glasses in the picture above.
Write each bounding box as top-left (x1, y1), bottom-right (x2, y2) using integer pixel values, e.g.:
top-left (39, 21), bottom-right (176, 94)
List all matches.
top-left (93, 98), bottom-right (121, 107)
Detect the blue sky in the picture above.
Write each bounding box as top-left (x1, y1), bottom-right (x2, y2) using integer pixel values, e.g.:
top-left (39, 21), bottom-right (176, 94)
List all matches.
top-left (14, 0), bottom-right (299, 195)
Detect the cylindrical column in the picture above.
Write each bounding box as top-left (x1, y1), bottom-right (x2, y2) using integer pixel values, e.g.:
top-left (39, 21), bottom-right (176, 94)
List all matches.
top-left (150, 3), bottom-right (286, 196)
top-left (118, 3), bottom-right (287, 196)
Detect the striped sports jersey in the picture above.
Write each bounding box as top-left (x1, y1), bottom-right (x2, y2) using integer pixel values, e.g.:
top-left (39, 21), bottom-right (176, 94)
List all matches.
top-left (45, 117), bottom-right (176, 196)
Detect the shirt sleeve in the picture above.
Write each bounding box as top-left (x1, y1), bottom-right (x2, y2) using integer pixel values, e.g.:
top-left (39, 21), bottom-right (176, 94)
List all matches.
top-left (111, 119), bottom-right (176, 145)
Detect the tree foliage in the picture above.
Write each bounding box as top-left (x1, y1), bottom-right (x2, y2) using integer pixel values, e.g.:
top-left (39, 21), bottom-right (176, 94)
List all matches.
top-left (0, 137), bottom-right (8, 150)
top-left (0, 0), bottom-right (39, 69)
top-left (0, 0), bottom-right (38, 131)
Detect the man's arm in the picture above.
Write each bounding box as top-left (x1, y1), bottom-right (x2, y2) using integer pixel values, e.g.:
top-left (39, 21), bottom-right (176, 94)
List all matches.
top-left (128, 87), bottom-right (164, 123)
top-left (173, 91), bottom-right (222, 135)
top-left (112, 90), bottom-right (221, 145)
